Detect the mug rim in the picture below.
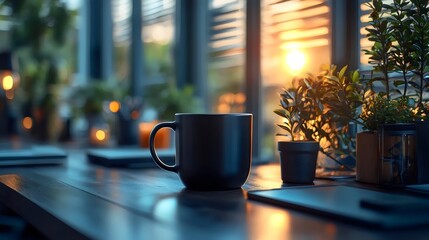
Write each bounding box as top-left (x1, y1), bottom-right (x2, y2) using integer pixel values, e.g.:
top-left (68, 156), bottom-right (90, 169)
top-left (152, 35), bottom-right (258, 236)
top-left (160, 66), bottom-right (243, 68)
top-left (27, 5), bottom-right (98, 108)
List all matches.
top-left (175, 113), bottom-right (252, 117)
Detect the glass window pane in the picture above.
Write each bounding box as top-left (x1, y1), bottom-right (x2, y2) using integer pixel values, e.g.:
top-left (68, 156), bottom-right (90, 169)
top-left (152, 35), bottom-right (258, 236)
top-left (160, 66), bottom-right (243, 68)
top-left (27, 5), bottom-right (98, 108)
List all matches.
top-left (261, 0), bottom-right (331, 160)
top-left (112, 0), bottom-right (132, 82)
top-left (208, 0), bottom-right (246, 113)
top-left (142, 0), bottom-right (175, 84)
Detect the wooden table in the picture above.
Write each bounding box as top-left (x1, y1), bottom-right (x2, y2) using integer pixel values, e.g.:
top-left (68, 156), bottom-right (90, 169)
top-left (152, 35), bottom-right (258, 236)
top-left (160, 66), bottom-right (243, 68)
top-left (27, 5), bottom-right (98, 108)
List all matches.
top-left (0, 149), bottom-right (428, 240)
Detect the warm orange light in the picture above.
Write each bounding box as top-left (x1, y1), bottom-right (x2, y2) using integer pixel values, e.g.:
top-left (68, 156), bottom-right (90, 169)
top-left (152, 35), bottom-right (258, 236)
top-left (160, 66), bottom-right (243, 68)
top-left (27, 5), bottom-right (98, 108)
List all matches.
top-left (235, 93), bottom-right (246, 104)
top-left (2, 75), bottom-right (13, 90)
top-left (269, 212), bottom-right (290, 229)
top-left (95, 130), bottom-right (106, 141)
top-left (109, 101), bottom-right (121, 113)
top-left (90, 126), bottom-right (110, 146)
top-left (285, 49), bottom-right (306, 73)
top-left (281, 39), bottom-right (329, 50)
top-left (22, 117), bottom-right (33, 129)
top-left (220, 93), bottom-right (234, 103)
top-left (1, 175), bottom-right (22, 191)
top-left (218, 103), bottom-right (231, 113)
top-left (139, 121), bottom-right (170, 148)
top-left (279, 27), bottom-right (329, 41)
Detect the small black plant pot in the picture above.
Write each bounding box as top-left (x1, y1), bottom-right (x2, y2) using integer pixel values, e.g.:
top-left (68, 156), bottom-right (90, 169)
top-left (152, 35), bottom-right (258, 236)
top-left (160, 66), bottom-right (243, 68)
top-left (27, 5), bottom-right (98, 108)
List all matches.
top-left (278, 141), bottom-right (319, 184)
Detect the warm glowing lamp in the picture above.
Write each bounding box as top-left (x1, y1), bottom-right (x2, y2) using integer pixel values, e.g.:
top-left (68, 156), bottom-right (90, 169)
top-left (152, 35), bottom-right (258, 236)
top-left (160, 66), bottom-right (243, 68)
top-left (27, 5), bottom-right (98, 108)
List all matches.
top-left (90, 125), bottom-right (110, 146)
top-left (285, 49), bottom-right (306, 73)
top-left (95, 130), bottom-right (106, 141)
top-left (2, 75), bottom-right (14, 90)
top-left (22, 117), bottom-right (33, 130)
top-left (0, 52), bottom-right (19, 100)
top-left (109, 101), bottom-right (121, 113)
top-left (0, 51), bottom-right (19, 137)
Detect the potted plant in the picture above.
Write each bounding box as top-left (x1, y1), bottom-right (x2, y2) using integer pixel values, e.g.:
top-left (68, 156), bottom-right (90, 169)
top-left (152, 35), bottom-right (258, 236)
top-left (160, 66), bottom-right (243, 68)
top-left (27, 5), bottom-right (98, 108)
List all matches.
top-left (142, 83), bottom-right (201, 121)
top-left (355, 94), bottom-right (419, 184)
top-left (274, 76), bottom-right (322, 184)
top-left (275, 63), bottom-right (363, 176)
top-left (354, 0), bottom-right (429, 185)
top-left (70, 81), bottom-right (124, 146)
top-left (71, 81), bottom-right (123, 124)
top-left (273, 0), bottom-right (429, 186)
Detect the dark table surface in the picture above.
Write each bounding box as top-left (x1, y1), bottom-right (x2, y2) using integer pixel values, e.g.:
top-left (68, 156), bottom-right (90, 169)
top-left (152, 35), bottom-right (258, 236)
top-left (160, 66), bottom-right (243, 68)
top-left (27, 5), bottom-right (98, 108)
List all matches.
top-left (0, 149), bottom-right (429, 240)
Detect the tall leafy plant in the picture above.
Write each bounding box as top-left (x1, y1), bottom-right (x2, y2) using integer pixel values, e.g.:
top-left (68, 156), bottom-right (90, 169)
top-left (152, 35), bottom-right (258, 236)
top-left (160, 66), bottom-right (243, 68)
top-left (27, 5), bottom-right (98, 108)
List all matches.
top-left (363, 0), bottom-right (429, 124)
top-left (409, 0), bottom-right (429, 106)
top-left (364, 0), bottom-right (395, 99)
top-left (386, 0), bottom-right (414, 97)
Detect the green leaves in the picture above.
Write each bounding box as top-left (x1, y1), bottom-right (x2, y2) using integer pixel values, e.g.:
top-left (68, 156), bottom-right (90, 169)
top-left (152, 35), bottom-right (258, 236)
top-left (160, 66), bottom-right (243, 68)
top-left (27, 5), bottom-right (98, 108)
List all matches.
top-left (143, 83), bottom-right (202, 121)
top-left (274, 65), bottom-right (364, 159)
top-left (365, 0), bottom-right (429, 102)
top-left (274, 76), bottom-right (321, 141)
top-left (361, 95), bottom-right (419, 131)
top-left (273, 109), bottom-right (289, 119)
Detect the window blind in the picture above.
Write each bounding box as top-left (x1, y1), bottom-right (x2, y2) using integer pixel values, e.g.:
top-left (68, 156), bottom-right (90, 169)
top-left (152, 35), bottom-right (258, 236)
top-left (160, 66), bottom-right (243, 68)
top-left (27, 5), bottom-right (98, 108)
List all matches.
top-left (142, 0), bottom-right (174, 25)
top-left (112, 0), bottom-right (132, 44)
top-left (209, 0), bottom-right (244, 68)
top-left (263, 0), bottom-right (330, 52)
top-left (261, 0), bottom-right (331, 86)
top-left (141, 0), bottom-right (174, 44)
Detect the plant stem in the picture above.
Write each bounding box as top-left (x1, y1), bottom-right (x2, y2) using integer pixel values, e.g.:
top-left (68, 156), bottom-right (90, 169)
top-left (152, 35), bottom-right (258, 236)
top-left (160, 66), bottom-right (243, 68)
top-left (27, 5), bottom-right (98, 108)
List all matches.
top-left (402, 71), bottom-right (408, 97)
top-left (384, 67), bottom-right (390, 100)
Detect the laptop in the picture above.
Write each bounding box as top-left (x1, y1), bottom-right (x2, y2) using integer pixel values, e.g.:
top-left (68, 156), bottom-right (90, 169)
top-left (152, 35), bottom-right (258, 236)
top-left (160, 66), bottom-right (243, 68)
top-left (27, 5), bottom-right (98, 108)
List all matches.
top-left (87, 148), bottom-right (175, 168)
top-left (248, 185), bottom-right (429, 229)
top-left (0, 145), bottom-right (67, 166)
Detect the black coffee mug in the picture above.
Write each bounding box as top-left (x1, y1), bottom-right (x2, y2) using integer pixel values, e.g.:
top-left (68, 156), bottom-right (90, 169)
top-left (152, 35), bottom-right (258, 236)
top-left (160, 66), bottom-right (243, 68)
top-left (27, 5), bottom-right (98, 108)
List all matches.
top-left (149, 113), bottom-right (253, 190)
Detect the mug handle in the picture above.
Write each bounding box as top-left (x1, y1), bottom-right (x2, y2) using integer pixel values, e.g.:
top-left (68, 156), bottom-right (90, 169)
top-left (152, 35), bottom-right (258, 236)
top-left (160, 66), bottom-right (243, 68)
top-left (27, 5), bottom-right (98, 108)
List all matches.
top-left (149, 122), bottom-right (178, 173)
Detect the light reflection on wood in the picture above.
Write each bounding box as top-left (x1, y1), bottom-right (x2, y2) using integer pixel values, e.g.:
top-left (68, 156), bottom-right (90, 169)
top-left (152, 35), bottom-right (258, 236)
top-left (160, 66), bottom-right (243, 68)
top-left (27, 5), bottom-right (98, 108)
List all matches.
top-left (246, 203), bottom-right (292, 240)
top-left (0, 174), bottom-right (22, 191)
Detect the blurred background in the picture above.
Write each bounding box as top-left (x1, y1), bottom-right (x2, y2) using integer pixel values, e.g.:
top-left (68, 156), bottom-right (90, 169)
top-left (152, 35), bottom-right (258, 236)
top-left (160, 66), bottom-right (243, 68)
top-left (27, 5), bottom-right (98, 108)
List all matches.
top-left (0, 0), bottom-right (372, 163)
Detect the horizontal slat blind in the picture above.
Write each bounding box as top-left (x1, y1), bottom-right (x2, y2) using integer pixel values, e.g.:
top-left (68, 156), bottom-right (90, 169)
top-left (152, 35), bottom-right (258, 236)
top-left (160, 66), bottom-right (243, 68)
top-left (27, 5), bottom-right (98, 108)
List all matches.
top-left (263, 0), bottom-right (330, 51)
top-left (142, 0), bottom-right (174, 25)
top-left (261, 0), bottom-right (331, 86)
top-left (209, 0), bottom-right (244, 68)
top-left (112, 0), bottom-right (132, 44)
